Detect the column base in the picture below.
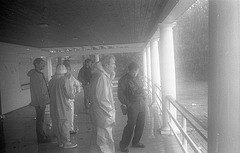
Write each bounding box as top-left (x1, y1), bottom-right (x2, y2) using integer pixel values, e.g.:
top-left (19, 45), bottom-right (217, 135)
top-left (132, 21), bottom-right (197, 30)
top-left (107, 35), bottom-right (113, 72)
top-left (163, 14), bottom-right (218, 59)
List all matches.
top-left (159, 127), bottom-right (171, 135)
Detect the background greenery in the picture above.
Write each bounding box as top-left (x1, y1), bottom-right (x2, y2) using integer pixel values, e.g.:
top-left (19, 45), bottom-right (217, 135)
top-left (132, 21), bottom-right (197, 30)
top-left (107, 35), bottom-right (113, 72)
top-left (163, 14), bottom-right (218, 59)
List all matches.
top-left (173, 0), bottom-right (208, 81)
top-left (108, 0), bottom-right (209, 81)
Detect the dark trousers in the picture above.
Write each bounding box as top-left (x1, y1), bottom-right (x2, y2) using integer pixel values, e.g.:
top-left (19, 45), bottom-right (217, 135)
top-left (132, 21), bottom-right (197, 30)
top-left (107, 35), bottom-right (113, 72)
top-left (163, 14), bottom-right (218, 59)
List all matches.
top-left (83, 84), bottom-right (90, 109)
top-left (35, 106), bottom-right (46, 141)
top-left (120, 102), bottom-right (145, 148)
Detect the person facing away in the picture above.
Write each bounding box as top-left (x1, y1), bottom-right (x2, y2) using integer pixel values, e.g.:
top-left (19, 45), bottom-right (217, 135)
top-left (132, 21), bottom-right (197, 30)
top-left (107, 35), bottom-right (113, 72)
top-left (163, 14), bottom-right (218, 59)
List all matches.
top-left (62, 59), bottom-right (81, 134)
top-left (89, 55), bottom-right (116, 153)
top-left (48, 64), bottom-right (78, 149)
top-left (77, 59), bottom-right (92, 110)
top-left (27, 58), bottom-right (51, 144)
top-left (118, 62), bottom-right (147, 152)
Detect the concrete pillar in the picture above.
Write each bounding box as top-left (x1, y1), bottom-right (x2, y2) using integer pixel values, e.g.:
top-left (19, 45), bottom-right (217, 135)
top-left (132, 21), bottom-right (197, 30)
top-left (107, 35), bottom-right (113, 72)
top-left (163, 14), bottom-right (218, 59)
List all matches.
top-left (46, 57), bottom-right (52, 81)
top-left (208, 1), bottom-right (240, 152)
top-left (159, 24), bottom-right (177, 134)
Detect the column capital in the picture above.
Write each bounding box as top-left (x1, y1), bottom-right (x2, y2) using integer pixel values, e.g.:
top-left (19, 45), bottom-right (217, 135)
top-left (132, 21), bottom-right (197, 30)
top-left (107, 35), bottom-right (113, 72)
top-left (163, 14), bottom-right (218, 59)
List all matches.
top-left (150, 37), bottom-right (160, 44)
top-left (158, 23), bottom-right (176, 29)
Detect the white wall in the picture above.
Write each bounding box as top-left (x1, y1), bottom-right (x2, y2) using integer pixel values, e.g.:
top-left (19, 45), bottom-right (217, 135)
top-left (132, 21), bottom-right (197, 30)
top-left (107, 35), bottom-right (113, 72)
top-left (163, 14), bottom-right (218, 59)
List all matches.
top-left (0, 42), bottom-right (49, 114)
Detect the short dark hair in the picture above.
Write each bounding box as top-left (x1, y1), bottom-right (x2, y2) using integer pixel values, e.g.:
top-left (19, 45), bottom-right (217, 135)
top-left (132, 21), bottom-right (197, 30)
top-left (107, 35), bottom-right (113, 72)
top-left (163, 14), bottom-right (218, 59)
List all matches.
top-left (128, 62), bottom-right (139, 71)
top-left (33, 58), bottom-right (44, 67)
top-left (84, 59), bottom-right (92, 65)
top-left (63, 59), bottom-right (71, 69)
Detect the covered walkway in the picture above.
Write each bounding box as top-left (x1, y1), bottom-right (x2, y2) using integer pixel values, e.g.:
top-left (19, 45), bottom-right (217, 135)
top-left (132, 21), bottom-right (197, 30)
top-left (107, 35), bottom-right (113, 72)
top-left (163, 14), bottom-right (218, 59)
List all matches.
top-left (0, 87), bottom-right (182, 153)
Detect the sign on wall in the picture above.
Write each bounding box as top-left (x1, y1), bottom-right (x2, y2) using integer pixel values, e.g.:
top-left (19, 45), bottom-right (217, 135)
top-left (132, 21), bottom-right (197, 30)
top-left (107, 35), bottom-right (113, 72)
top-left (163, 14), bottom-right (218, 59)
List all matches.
top-left (18, 57), bottom-right (34, 90)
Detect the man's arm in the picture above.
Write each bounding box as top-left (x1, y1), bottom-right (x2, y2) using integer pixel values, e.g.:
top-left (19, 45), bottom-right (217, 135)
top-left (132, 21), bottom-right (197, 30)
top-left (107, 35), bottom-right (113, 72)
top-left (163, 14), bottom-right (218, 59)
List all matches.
top-left (78, 68), bottom-right (87, 85)
top-left (72, 75), bottom-right (81, 93)
top-left (64, 77), bottom-right (75, 99)
top-left (38, 74), bottom-right (50, 107)
top-left (117, 77), bottom-right (129, 106)
top-left (96, 75), bottom-right (113, 116)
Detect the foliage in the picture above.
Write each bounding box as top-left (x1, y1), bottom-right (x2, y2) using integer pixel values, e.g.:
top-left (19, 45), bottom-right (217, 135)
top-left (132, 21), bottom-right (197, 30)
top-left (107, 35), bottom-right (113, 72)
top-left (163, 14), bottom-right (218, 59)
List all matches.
top-left (113, 52), bottom-right (143, 78)
top-left (173, 0), bottom-right (208, 81)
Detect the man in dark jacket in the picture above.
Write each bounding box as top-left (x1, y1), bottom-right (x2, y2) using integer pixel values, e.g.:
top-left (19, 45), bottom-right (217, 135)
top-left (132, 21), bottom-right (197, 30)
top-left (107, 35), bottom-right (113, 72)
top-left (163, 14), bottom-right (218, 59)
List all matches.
top-left (118, 62), bottom-right (146, 152)
top-left (77, 59), bottom-right (92, 110)
top-left (27, 58), bottom-right (51, 143)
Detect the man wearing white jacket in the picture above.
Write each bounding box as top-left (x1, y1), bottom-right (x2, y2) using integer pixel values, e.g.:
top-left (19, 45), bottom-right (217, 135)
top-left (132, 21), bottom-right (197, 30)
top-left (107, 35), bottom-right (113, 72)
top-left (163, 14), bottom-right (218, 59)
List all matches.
top-left (63, 60), bottom-right (81, 134)
top-left (49, 64), bottom-right (77, 149)
top-left (89, 55), bottom-right (116, 153)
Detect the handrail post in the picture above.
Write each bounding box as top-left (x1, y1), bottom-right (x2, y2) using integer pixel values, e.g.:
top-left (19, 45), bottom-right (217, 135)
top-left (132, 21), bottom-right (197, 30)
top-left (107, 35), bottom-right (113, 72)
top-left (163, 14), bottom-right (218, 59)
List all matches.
top-left (182, 116), bottom-right (188, 151)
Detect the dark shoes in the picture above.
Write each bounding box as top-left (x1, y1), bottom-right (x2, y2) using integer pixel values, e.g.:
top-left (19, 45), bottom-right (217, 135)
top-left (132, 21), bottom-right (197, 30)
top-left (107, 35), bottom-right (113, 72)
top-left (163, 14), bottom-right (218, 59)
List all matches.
top-left (70, 130), bottom-right (77, 134)
top-left (120, 142), bottom-right (145, 152)
top-left (119, 143), bottom-right (129, 152)
top-left (132, 143), bottom-right (145, 148)
top-left (38, 136), bottom-right (51, 144)
top-left (120, 147), bottom-right (129, 152)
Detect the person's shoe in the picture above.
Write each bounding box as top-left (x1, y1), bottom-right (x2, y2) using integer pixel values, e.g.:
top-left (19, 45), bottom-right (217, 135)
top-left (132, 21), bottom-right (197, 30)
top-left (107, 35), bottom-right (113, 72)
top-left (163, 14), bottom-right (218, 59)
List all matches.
top-left (70, 130), bottom-right (77, 134)
top-left (120, 147), bottom-right (129, 152)
top-left (38, 137), bottom-right (51, 144)
top-left (61, 142), bottom-right (78, 149)
top-left (58, 143), bottom-right (64, 148)
top-left (119, 143), bottom-right (129, 152)
top-left (132, 143), bottom-right (145, 148)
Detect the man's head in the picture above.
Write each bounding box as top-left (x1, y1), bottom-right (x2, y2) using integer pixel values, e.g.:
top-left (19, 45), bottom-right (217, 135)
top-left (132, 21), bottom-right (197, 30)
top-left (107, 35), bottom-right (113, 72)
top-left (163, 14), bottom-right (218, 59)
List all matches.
top-left (128, 62), bottom-right (139, 77)
top-left (101, 55), bottom-right (116, 75)
top-left (33, 58), bottom-right (45, 71)
top-left (63, 59), bottom-right (71, 73)
top-left (84, 59), bottom-right (92, 68)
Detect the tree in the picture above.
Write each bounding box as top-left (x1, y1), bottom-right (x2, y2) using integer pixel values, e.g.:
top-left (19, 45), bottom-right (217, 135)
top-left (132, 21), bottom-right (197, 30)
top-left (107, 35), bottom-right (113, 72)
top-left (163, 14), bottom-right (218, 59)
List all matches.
top-left (174, 0), bottom-right (208, 81)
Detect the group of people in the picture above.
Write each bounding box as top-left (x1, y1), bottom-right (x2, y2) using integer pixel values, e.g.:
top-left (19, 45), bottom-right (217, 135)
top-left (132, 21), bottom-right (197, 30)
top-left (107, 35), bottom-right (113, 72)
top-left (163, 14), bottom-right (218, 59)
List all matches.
top-left (28, 55), bottom-right (147, 153)
top-left (28, 58), bottom-right (81, 148)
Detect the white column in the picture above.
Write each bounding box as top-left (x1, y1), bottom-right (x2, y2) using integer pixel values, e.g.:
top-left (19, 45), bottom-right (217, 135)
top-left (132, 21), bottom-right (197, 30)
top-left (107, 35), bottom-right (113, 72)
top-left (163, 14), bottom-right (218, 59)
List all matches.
top-left (95, 54), bottom-right (100, 62)
top-left (143, 48), bottom-right (148, 87)
top-left (150, 38), bottom-right (161, 86)
top-left (47, 57), bottom-right (52, 81)
top-left (208, 1), bottom-right (240, 152)
top-left (150, 38), bottom-right (161, 110)
top-left (150, 38), bottom-right (162, 137)
top-left (143, 48), bottom-right (147, 78)
top-left (45, 57), bottom-right (52, 117)
top-left (159, 24), bottom-right (176, 134)
top-left (146, 44), bottom-right (152, 93)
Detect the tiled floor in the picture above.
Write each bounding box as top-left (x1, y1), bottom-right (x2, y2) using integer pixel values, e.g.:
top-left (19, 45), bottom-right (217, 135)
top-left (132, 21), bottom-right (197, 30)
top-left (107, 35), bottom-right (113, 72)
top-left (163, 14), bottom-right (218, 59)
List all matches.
top-left (0, 91), bottom-right (182, 153)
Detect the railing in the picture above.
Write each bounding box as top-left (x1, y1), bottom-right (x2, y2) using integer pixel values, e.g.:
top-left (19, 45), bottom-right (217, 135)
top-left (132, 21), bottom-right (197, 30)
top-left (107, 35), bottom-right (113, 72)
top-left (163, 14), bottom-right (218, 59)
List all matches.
top-left (166, 96), bottom-right (207, 153)
top-left (144, 77), bottom-right (207, 153)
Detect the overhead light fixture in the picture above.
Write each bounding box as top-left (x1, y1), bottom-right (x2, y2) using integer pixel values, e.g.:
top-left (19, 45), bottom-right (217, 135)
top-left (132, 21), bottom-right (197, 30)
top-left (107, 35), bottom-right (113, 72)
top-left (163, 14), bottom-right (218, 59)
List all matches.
top-left (73, 37), bottom-right (79, 40)
top-left (39, 23), bottom-right (49, 28)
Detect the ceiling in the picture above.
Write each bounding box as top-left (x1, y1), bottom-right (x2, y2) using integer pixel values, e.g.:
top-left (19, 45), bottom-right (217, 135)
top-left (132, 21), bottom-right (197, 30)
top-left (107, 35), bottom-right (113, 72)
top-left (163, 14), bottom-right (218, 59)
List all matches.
top-left (0, 0), bottom-right (174, 48)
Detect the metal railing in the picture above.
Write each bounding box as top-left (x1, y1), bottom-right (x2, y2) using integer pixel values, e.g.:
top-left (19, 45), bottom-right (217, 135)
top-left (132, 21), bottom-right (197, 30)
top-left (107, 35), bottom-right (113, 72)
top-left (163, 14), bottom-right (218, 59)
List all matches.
top-left (144, 77), bottom-right (207, 153)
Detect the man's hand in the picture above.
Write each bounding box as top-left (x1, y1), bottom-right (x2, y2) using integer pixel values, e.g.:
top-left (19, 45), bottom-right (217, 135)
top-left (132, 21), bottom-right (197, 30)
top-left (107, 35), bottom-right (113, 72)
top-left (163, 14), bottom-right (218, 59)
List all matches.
top-left (121, 104), bottom-right (128, 115)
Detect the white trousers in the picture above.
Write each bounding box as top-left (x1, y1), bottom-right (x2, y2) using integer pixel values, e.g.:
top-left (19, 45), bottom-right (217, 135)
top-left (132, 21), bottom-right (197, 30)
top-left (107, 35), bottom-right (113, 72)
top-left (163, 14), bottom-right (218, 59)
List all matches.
top-left (68, 100), bottom-right (74, 131)
top-left (90, 126), bottom-right (115, 153)
top-left (52, 118), bottom-right (70, 145)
